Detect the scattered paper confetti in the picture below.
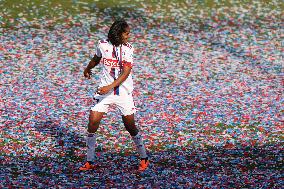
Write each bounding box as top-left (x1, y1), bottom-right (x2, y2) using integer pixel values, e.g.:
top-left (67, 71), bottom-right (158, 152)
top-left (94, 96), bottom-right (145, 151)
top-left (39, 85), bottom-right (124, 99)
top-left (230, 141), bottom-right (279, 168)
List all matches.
top-left (0, 0), bottom-right (283, 188)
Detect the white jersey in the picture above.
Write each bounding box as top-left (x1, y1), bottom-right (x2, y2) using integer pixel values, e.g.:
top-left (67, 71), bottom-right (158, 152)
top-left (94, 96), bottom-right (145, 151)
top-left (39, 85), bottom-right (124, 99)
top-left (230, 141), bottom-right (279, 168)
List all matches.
top-left (95, 39), bottom-right (134, 96)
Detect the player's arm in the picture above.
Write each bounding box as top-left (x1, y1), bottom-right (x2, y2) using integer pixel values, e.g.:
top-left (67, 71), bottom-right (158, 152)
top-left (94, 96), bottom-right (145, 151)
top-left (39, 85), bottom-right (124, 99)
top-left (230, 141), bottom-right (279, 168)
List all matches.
top-left (97, 65), bottom-right (132, 95)
top-left (84, 55), bottom-right (101, 79)
top-left (110, 65), bottom-right (131, 88)
top-left (109, 47), bottom-right (134, 88)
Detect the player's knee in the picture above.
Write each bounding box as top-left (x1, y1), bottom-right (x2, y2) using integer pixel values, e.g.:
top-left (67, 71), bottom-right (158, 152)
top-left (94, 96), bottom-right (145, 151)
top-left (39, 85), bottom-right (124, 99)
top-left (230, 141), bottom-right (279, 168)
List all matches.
top-left (88, 121), bottom-right (100, 133)
top-left (89, 116), bottom-right (100, 125)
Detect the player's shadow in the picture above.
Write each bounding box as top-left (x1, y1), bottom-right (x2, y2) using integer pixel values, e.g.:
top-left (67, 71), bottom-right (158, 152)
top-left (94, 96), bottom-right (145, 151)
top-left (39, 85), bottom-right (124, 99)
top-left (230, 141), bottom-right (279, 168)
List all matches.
top-left (2, 120), bottom-right (282, 188)
top-left (30, 120), bottom-right (284, 176)
top-left (32, 119), bottom-right (139, 170)
top-left (33, 120), bottom-right (84, 152)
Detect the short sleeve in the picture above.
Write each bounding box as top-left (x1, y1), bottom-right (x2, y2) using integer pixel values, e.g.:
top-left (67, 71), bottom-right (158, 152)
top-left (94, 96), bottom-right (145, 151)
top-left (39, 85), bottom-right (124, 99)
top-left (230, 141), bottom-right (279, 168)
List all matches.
top-left (123, 47), bottom-right (134, 68)
top-left (95, 42), bottom-right (102, 57)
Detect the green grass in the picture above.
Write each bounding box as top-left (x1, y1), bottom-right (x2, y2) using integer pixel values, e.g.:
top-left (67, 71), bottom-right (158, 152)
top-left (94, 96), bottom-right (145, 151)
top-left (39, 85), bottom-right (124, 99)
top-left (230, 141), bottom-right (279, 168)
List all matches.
top-left (0, 0), bottom-right (283, 28)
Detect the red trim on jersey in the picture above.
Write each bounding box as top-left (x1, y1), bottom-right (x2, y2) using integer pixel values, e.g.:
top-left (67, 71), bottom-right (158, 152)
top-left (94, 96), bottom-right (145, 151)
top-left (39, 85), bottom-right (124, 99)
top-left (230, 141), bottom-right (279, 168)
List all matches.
top-left (119, 45), bottom-right (122, 71)
top-left (114, 86), bottom-right (119, 95)
top-left (123, 61), bottom-right (133, 68)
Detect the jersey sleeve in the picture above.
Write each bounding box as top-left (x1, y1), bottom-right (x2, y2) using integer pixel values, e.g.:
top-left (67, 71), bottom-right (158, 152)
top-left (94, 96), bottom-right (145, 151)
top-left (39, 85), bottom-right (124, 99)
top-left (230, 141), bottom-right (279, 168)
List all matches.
top-left (95, 41), bottom-right (102, 57)
top-left (123, 46), bottom-right (134, 68)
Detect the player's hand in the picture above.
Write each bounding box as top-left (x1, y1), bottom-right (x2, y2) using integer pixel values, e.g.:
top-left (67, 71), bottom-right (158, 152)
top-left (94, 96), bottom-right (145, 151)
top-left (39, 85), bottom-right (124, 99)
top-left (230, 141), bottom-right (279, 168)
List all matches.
top-left (84, 68), bottom-right (92, 79)
top-left (97, 85), bottom-right (112, 95)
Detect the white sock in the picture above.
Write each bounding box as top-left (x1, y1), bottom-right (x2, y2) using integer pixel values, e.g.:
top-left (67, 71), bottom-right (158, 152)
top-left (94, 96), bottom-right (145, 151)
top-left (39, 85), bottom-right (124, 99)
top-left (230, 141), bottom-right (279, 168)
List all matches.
top-left (132, 132), bottom-right (148, 159)
top-left (86, 133), bottom-right (96, 162)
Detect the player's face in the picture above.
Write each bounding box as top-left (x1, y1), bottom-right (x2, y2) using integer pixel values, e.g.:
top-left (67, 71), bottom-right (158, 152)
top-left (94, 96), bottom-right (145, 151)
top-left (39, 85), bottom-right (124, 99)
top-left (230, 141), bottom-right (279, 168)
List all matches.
top-left (121, 26), bottom-right (130, 44)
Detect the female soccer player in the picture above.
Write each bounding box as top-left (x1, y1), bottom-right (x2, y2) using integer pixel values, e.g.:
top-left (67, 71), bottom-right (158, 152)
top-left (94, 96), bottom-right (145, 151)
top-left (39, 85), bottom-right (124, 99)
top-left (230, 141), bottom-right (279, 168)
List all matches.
top-left (80, 20), bottom-right (149, 171)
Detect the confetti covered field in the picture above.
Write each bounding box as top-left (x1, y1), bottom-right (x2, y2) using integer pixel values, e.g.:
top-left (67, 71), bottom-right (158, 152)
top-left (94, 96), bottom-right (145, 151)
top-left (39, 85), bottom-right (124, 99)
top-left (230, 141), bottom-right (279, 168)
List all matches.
top-left (0, 0), bottom-right (283, 188)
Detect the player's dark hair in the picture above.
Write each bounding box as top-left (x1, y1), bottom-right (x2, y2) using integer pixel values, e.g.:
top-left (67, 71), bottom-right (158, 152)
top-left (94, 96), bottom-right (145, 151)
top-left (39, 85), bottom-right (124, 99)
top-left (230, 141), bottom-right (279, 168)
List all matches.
top-left (108, 20), bottom-right (129, 47)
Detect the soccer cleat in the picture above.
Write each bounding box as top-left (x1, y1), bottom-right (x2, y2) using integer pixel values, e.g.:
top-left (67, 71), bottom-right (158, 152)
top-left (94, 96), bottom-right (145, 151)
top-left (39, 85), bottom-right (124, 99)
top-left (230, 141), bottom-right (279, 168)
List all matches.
top-left (138, 159), bottom-right (150, 171)
top-left (79, 162), bottom-right (95, 171)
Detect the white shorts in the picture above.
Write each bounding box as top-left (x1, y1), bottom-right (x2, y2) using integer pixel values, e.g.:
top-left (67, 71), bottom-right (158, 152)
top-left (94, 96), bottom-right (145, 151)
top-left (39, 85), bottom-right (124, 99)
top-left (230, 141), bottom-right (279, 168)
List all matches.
top-left (90, 93), bottom-right (136, 116)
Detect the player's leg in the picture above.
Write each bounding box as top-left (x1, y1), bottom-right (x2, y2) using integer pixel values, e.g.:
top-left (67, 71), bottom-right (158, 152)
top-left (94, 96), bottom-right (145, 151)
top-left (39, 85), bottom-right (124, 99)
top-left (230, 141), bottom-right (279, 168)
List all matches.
top-left (80, 110), bottom-right (104, 171)
top-left (122, 114), bottom-right (138, 136)
top-left (122, 114), bottom-right (149, 171)
top-left (117, 94), bottom-right (149, 171)
top-left (88, 110), bottom-right (104, 133)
